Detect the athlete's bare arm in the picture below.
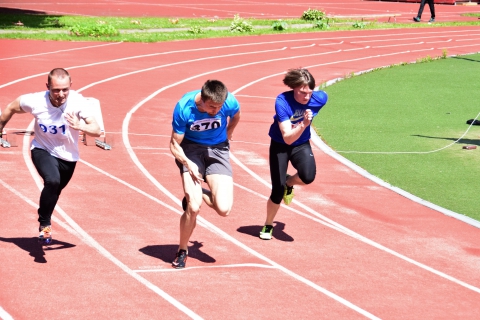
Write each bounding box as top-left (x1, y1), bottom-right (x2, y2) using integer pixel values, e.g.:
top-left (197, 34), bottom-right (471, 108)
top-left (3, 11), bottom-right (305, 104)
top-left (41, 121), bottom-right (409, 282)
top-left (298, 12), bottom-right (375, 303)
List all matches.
top-left (0, 97), bottom-right (26, 133)
top-left (169, 130), bottom-right (203, 183)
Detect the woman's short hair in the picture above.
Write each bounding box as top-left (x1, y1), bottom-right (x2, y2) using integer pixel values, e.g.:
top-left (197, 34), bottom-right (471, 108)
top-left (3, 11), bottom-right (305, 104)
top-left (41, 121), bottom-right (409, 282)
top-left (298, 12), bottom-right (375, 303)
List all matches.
top-left (283, 68), bottom-right (315, 90)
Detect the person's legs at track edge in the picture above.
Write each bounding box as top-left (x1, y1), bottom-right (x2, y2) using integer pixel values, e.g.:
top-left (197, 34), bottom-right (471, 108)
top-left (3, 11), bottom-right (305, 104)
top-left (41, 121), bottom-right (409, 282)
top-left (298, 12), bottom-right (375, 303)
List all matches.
top-left (260, 141), bottom-right (316, 240)
top-left (31, 147), bottom-right (76, 245)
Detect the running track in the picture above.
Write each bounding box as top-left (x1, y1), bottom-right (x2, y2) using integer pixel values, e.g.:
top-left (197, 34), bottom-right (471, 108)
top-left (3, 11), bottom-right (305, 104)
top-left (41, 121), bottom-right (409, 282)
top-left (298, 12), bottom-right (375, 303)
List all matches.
top-left (1, 3), bottom-right (480, 320)
top-left (1, 0), bottom-right (480, 22)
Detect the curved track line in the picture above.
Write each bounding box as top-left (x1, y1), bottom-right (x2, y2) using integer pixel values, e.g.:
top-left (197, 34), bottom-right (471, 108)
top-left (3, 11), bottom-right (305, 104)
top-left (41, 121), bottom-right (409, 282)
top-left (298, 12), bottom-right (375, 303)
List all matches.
top-left (350, 32), bottom-right (480, 44)
top-left (310, 133), bottom-right (480, 232)
top-left (228, 69), bottom-right (480, 294)
top-left (1, 29), bottom-right (476, 90)
top-left (134, 263), bottom-right (278, 273)
top-left (0, 42), bottom-right (123, 61)
top-left (21, 127), bottom-right (201, 318)
top-left (119, 54), bottom-right (389, 320)
top-left (5, 29), bottom-right (478, 318)
top-left (0, 305), bottom-right (13, 320)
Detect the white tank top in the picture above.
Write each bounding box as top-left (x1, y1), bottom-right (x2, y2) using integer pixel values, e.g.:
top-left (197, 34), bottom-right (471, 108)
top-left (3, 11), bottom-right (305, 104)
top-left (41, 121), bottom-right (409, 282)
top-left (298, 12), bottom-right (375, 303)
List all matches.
top-left (20, 90), bottom-right (93, 161)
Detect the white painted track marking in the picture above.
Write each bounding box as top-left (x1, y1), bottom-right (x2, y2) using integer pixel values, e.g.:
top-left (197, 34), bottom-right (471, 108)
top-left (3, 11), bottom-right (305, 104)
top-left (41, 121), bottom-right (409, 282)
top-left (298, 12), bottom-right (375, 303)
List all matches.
top-left (20, 124), bottom-right (202, 319)
top-left (0, 305), bottom-right (13, 320)
top-left (0, 42), bottom-right (123, 61)
top-left (3, 29), bottom-right (480, 318)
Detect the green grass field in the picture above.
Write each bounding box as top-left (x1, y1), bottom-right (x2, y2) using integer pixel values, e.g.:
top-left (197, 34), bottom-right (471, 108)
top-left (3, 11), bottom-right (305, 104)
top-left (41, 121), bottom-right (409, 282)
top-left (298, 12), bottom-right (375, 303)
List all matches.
top-left (316, 53), bottom-right (480, 221)
top-left (1, 12), bottom-right (479, 42)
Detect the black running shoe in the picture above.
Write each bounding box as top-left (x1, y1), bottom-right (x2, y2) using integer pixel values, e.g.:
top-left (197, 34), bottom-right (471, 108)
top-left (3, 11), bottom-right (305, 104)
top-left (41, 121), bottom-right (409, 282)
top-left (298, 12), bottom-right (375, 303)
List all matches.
top-left (172, 249), bottom-right (187, 268)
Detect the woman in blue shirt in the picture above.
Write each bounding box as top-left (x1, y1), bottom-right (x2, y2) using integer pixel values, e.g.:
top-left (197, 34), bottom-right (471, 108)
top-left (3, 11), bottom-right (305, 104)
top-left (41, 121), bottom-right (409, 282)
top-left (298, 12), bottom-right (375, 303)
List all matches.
top-left (260, 68), bottom-right (328, 240)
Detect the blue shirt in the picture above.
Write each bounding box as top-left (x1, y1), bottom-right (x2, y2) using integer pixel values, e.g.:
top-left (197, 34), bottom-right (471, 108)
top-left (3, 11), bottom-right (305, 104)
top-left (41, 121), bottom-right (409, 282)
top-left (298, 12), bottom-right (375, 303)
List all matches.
top-left (172, 90), bottom-right (240, 145)
top-left (268, 90), bottom-right (328, 146)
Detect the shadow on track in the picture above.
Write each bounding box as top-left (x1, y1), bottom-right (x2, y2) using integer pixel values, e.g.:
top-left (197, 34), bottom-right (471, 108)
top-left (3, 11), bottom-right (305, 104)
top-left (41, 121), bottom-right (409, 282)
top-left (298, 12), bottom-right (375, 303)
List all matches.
top-left (237, 221), bottom-right (294, 242)
top-left (139, 240), bottom-right (216, 264)
top-left (0, 237), bottom-right (76, 263)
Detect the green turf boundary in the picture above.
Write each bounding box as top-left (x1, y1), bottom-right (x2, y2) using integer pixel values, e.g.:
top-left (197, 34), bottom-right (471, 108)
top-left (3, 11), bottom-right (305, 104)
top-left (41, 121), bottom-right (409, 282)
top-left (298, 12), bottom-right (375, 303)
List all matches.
top-left (314, 52), bottom-right (480, 222)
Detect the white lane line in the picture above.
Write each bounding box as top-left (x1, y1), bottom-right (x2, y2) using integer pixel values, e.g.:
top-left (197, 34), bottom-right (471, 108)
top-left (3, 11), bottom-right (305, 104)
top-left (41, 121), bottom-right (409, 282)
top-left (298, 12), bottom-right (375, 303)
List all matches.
top-left (372, 42), bottom-right (424, 49)
top-left (0, 42), bottom-right (123, 61)
top-left (234, 94), bottom-right (275, 100)
top-left (228, 61), bottom-right (480, 295)
top-left (343, 46), bottom-right (370, 52)
top-left (134, 263), bottom-right (278, 273)
top-left (425, 39), bottom-right (452, 44)
top-left (410, 48), bottom-right (434, 53)
top-left (440, 44), bottom-right (480, 49)
top-left (318, 41), bottom-right (344, 46)
top-left (1, 29), bottom-right (477, 89)
top-left (232, 50), bottom-right (410, 94)
top-left (0, 46), bottom-right (288, 89)
top-left (122, 58), bottom-right (387, 320)
top-left (0, 178), bottom-right (81, 239)
top-left (0, 305), bottom-right (13, 320)
top-left (78, 146), bottom-right (379, 319)
top-left (77, 47), bottom-right (290, 92)
top-left (230, 132), bottom-right (480, 296)
top-left (21, 133), bottom-right (202, 318)
top-left (457, 38), bottom-right (480, 42)
top-left (350, 33), bottom-right (480, 44)
top-left (290, 43), bottom-right (316, 49)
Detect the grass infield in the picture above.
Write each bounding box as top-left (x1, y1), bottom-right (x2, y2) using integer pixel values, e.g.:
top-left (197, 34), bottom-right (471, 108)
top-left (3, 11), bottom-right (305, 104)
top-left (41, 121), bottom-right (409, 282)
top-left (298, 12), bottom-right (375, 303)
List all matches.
top-left (316, 53), bottom-right (480, 222)
top-left (0, 13), bottom-right (479, 42)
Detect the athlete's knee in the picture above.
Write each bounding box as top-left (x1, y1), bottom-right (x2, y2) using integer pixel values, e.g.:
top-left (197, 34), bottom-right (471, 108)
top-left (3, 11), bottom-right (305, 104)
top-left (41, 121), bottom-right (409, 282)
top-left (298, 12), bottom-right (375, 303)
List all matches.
top-left (215, 201), bottom-right (232, 217)
top-left (43, 176), bottom-right (61, 190)
top-left (299, 171), bottom-right (316, 185)
top-left (270, 191), bottom-right (283, 205)
top-left (185, 199), bottom-right (201, 215)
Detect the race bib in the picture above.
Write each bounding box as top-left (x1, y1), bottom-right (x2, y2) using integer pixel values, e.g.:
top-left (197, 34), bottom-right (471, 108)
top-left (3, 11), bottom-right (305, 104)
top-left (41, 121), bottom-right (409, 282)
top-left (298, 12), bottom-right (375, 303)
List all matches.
top-left (190, 118), bottom-right (222, 132)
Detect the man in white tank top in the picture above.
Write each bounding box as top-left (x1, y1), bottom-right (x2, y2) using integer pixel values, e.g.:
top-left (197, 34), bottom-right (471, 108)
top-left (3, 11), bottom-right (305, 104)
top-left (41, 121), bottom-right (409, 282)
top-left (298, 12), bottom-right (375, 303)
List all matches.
top-left (0, 68), bottom-right (101, 245)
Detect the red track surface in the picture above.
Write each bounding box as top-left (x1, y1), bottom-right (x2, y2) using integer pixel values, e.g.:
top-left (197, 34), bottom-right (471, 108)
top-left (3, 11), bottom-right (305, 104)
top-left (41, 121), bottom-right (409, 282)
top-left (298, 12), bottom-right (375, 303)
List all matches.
top-left (1, 2), bottom-right (480, 320)
top-left (1, 0), bottom-right (480, 22)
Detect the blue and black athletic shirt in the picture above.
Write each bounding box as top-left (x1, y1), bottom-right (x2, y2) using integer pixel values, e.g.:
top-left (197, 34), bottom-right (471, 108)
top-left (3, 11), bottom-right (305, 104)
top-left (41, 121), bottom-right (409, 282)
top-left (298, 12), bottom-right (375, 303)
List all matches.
top-left (268, 90), bottom-right (328, 146)
top-left (172, 90), bottom-right (240, 145)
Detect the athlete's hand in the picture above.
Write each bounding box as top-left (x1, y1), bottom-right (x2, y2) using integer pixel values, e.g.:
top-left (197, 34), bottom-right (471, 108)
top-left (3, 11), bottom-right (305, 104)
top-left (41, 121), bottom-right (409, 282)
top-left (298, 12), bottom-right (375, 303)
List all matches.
top-left (303, 109), bottom-right (313, 125)
top-left (65, 112), bottom-right (82, 130)
top-left (186, 161), bottom-right (204, 184)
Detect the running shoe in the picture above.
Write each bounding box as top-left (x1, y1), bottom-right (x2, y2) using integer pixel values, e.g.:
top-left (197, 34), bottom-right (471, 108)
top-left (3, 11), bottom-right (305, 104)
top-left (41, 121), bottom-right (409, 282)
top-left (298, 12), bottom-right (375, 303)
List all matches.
top-left (283, 174), bottom-right (294, 205)
top-left (413, 17), bottom-right (420, 22)
top-left (259, 225), bottom-right (274, 240)
top-left (172, 249), bottom-right (188, 269)
top-left (428, 18), bottom-right (435, 23)
top-left (38, 225), bottom-right (52, 245)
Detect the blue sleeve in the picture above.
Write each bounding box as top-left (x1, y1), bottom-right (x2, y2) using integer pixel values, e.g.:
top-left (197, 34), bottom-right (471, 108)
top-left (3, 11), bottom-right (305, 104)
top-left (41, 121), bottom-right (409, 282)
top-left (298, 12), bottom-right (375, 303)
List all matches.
top-left (172, 102), bottom-right (187, 134)
top-left (226, 93), bottom-right (240, 118)
top-left (275, 95), bottom-right (291, 123)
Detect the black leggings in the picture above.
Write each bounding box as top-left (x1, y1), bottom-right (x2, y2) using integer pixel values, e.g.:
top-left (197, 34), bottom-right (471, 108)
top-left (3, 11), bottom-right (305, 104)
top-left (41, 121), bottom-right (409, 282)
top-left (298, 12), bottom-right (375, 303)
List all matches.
top-left (31, 148), bottom-right (76, 226)
top-left (269, 139), bottom-right (316, 204)
top-left (417, 0), bottom-right (435, 19)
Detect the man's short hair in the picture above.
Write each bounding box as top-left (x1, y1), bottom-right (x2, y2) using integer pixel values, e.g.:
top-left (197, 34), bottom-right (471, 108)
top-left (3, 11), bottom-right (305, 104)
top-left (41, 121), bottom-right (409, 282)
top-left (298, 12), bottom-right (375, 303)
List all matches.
top-left (48, 68), bottom-right (71, 85)
top-left (201, 80), bottom-right (228, 103)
